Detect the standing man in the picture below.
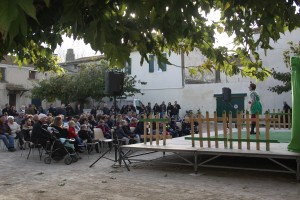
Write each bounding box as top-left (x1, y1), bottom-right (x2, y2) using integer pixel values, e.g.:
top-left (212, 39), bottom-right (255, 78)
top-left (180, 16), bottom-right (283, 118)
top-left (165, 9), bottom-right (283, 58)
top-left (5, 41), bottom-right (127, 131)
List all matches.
top-left (2, 104), bottom-right (11, 116)
top-left (172, 101), bottom-right (181, 120)
top-left (283, 101), bottom-right (291, 113)
top-left (160, 101), bottom-right (167, 118)
top-left (48, 104), bottom-right (56, 116)
top-left (146, 102), bottom-right (152, 117)
top-left (66, 104), bottom-right (74, 117)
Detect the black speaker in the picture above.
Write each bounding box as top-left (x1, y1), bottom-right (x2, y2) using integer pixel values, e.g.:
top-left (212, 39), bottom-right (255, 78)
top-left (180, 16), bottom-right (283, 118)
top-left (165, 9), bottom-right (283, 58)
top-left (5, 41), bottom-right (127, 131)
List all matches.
top-left (105, 71), bottom-right (125, 96)
top-left (222, 87), bottom-right (231, 102)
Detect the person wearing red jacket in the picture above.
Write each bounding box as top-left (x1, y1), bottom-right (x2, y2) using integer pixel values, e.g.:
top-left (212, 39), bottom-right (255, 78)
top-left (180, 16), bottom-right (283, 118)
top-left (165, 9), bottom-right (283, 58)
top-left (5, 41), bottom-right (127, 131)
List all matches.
top-left (68, 120), bottom-right (84, 152)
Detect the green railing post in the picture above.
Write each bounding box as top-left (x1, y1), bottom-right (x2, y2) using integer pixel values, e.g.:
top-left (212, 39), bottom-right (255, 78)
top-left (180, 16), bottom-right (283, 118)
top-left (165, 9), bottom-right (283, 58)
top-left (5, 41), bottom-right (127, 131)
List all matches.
top-left (288, 57), bottom-right (300, 152)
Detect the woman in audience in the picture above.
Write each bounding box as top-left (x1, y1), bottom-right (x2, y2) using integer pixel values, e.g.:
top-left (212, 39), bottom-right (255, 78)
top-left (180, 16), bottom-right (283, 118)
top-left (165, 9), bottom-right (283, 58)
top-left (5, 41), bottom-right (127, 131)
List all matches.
top-left (96, 119), bottom-right (111, 139)
top-left (50, 116), bottom-right (68, 138)
top-left (7, 116), bottom-right (24, 149)
top-left (21, 117), bottom-right (33, 142)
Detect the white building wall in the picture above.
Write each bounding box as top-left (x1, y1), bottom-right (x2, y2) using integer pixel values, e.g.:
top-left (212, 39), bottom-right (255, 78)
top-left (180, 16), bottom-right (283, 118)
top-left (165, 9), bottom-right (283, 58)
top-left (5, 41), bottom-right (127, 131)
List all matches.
top-left (254, 29), bottom-right (300, 110)
top-left (0, 64), bottom-right (50, 111)
top-left (130, 51), bottom-right (183, 90)
top-left (128, 29), bottom-right (299, 117)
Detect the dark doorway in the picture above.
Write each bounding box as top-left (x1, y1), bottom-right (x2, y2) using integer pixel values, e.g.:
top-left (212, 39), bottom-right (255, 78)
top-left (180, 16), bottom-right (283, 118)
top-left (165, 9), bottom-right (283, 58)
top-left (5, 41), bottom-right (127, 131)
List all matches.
top-left (9, 94), bottom-right (16, 106)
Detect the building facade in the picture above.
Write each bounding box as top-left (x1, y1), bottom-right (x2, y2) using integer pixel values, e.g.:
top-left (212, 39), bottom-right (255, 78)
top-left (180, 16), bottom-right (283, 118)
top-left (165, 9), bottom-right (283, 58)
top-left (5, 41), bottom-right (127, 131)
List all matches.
top-left (127, 29), bottom-right (299, 117)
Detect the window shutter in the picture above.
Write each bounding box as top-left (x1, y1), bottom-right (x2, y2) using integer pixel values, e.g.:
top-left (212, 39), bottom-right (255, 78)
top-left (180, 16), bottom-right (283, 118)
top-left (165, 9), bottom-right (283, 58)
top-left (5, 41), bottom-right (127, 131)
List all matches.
top-left (162, 53), bottom-right (167, 71)
top-left (0, 68), bottom-right (6, 81)
top-left (125, 58), bottom-right (132, 74)
top-left (149, 55), bottom-right (154, 73)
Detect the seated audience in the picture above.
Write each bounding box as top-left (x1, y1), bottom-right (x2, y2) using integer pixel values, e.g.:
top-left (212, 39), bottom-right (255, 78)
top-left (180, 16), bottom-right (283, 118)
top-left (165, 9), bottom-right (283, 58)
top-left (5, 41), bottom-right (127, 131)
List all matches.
top-left (0, 115), bottom-right (16, 152)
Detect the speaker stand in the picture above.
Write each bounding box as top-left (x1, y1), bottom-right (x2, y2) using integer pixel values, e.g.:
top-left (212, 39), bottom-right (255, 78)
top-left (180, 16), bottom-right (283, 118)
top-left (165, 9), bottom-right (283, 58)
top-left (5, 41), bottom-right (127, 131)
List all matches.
top-left (89, 95), bottom-right (130, 171)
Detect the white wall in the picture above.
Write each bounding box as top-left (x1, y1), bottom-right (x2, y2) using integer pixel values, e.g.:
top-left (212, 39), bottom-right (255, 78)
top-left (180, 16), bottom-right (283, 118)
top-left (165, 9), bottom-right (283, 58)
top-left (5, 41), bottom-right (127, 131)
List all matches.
top-left (130, 51), bottom-right (183, 90)
top-left (0, 64), bottom-right (51, 111)
top-left (128, 29), bottom-right (299, 117)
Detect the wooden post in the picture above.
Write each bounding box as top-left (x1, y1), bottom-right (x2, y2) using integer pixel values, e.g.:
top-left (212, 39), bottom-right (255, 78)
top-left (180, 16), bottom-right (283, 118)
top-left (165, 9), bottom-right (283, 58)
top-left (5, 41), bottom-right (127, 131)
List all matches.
top-left (228, 112), bottom-right (232, 149)
top-left (222, 111), bottom-right (227, 148)
top-left (206, 112), bottom-right (211, 147)
top-left (237, 111), bottom-right (242, 149)
top-left (273, 109), bottom-right (276, 129)
top-left (198, 113), bottom-right (203, 147)
top-left (214, 112), bottom-right (218, 148)
top-left (283, 110), bottom-right (286, 129)
top-left (265, 112), bottom-right (270, 151)
top-left (191, 115), bottom-right (195, 147)
top-left (143, 116), bottom-right (147, 144)
top-left (278, 109), bottom-right (281, 129)
top-left (156, 114), bottom-right (160, 145)
top-left (246, 111), bottom-right (250, 150)
top-left (256, 113), bottom-right (260, 150)
top-left (149, 113), bottom-right (153, 145)
top-left (163, 113), bottom-right (167, 146)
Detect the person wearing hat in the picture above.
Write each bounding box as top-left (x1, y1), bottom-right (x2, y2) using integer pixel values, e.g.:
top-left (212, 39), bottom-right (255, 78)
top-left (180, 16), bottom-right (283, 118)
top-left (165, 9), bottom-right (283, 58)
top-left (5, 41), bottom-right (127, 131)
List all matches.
top-left (0, 115), bottom-right (16, 152)
top-left (248, 82), bottom-right (263, 134)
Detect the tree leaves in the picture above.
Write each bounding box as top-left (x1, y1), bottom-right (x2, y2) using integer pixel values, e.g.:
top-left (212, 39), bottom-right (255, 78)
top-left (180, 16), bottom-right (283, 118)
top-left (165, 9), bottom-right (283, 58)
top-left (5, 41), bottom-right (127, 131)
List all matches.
top-left (1, 0), bottom-right (300, 81)
top-left (32, 60), bottom-right (144, 103)
top-left (17, 0), bottom-right (37, 22)
top-left (269, 41), bottom-right (300, 94)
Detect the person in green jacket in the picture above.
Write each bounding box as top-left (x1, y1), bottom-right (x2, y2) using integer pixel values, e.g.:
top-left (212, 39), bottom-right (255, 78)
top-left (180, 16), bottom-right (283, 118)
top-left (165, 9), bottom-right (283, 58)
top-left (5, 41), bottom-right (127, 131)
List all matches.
top-left (248, 82), bottom-right (262, 135)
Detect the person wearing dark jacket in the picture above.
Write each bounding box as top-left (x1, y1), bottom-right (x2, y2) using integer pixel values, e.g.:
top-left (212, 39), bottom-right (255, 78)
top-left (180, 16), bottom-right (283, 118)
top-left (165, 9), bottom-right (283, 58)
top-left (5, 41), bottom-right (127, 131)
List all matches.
top-left (30, 113), bottom-right (50, 148)
top-left (167, 102), bottom-right (173, 117)
top-left (0, 115), bottom-right (16, 152)
top-left (121, 120), bottom-right (140, 143)
top-left (115, 123), bottom-right (130, 145)
top-left (134, 116), bottom-right (145, 136)
top-left (152, 103), bottom-right (161, 115)
top-left (48, 104), bottom-right (56, 116)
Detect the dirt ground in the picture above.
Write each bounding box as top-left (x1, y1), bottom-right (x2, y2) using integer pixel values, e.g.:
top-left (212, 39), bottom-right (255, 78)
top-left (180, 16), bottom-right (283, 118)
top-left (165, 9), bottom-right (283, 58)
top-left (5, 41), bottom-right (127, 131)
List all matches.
top-left (0, 148), bottom-right (299, 200)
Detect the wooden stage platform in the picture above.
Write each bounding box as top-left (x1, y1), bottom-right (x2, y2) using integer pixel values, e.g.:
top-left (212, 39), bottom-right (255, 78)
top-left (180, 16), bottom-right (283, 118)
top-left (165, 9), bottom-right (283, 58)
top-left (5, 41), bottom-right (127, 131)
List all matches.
top-left (121, 133), bottom-right (300, 180)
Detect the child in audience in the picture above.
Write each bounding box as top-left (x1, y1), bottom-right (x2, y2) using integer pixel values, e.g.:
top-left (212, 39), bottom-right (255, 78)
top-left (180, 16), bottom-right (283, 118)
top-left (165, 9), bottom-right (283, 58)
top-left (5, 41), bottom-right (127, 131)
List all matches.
top-left (68, 120), bottom-right (84, 152)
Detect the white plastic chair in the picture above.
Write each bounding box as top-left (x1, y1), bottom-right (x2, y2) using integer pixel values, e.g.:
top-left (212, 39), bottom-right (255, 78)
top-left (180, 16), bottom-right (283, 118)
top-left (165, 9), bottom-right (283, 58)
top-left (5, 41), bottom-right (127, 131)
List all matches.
top-left (130, 127), bottom-right (135, 132)
top-left (94, 128), bottom-right (113, 152)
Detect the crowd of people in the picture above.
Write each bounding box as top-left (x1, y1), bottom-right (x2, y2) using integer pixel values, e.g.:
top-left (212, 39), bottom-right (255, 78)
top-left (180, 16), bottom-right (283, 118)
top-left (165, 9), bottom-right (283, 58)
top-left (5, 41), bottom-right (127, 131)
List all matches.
top-left (0, 100), bottom-right (187, 153)
top-left (0, 96), bottom-right (292, 153)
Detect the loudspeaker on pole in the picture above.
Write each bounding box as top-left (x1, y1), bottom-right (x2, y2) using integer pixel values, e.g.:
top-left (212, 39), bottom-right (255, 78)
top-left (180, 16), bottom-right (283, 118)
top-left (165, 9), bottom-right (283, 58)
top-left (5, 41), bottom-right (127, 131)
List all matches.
top-left (105, 71), bottom-right (125, 96)
top-left (222, 87), bottom-right (231, 102)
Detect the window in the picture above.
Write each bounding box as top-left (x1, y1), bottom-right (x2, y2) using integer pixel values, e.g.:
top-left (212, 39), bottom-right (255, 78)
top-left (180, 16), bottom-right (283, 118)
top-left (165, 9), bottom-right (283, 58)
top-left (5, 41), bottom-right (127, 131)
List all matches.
top-left (29, 70), bottom-right (37, 79)
top-left (0, 67), bottom-right (6, 81)
top-left (149, 53), bottom-right (167, 73)
top-left (124, 58), bottom-right (132, 75)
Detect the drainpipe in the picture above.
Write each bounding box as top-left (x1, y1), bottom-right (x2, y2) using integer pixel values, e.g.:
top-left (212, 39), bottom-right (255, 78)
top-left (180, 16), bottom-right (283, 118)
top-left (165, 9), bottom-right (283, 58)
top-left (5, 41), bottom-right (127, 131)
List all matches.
top-left (181, 48), bottom-right (185, 88)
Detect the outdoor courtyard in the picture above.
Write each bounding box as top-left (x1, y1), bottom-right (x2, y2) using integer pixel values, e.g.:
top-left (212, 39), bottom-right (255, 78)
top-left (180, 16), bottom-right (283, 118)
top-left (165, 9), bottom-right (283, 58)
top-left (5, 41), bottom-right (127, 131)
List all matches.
top-left (0, 147), bottom-right (299, 200)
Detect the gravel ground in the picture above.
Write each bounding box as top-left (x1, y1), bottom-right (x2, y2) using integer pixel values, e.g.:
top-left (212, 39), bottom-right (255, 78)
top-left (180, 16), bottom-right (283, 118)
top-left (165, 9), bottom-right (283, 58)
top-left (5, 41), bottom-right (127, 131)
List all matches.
top-left (0, 146), bottom-right (299, 200)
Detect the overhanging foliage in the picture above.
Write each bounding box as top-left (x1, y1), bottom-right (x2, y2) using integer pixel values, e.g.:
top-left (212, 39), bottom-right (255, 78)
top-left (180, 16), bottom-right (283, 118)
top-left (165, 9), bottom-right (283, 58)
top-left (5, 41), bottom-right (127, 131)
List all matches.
top-left (1, 0), bottom-right (300, 80)
top-left (31, 59), bottom-right (145, 103)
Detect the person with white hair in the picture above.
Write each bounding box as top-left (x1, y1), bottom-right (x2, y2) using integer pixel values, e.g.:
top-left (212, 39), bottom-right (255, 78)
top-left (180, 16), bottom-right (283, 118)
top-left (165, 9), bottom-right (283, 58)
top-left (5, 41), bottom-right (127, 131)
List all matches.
top-left (7, 116), bottom-right (25, 149)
